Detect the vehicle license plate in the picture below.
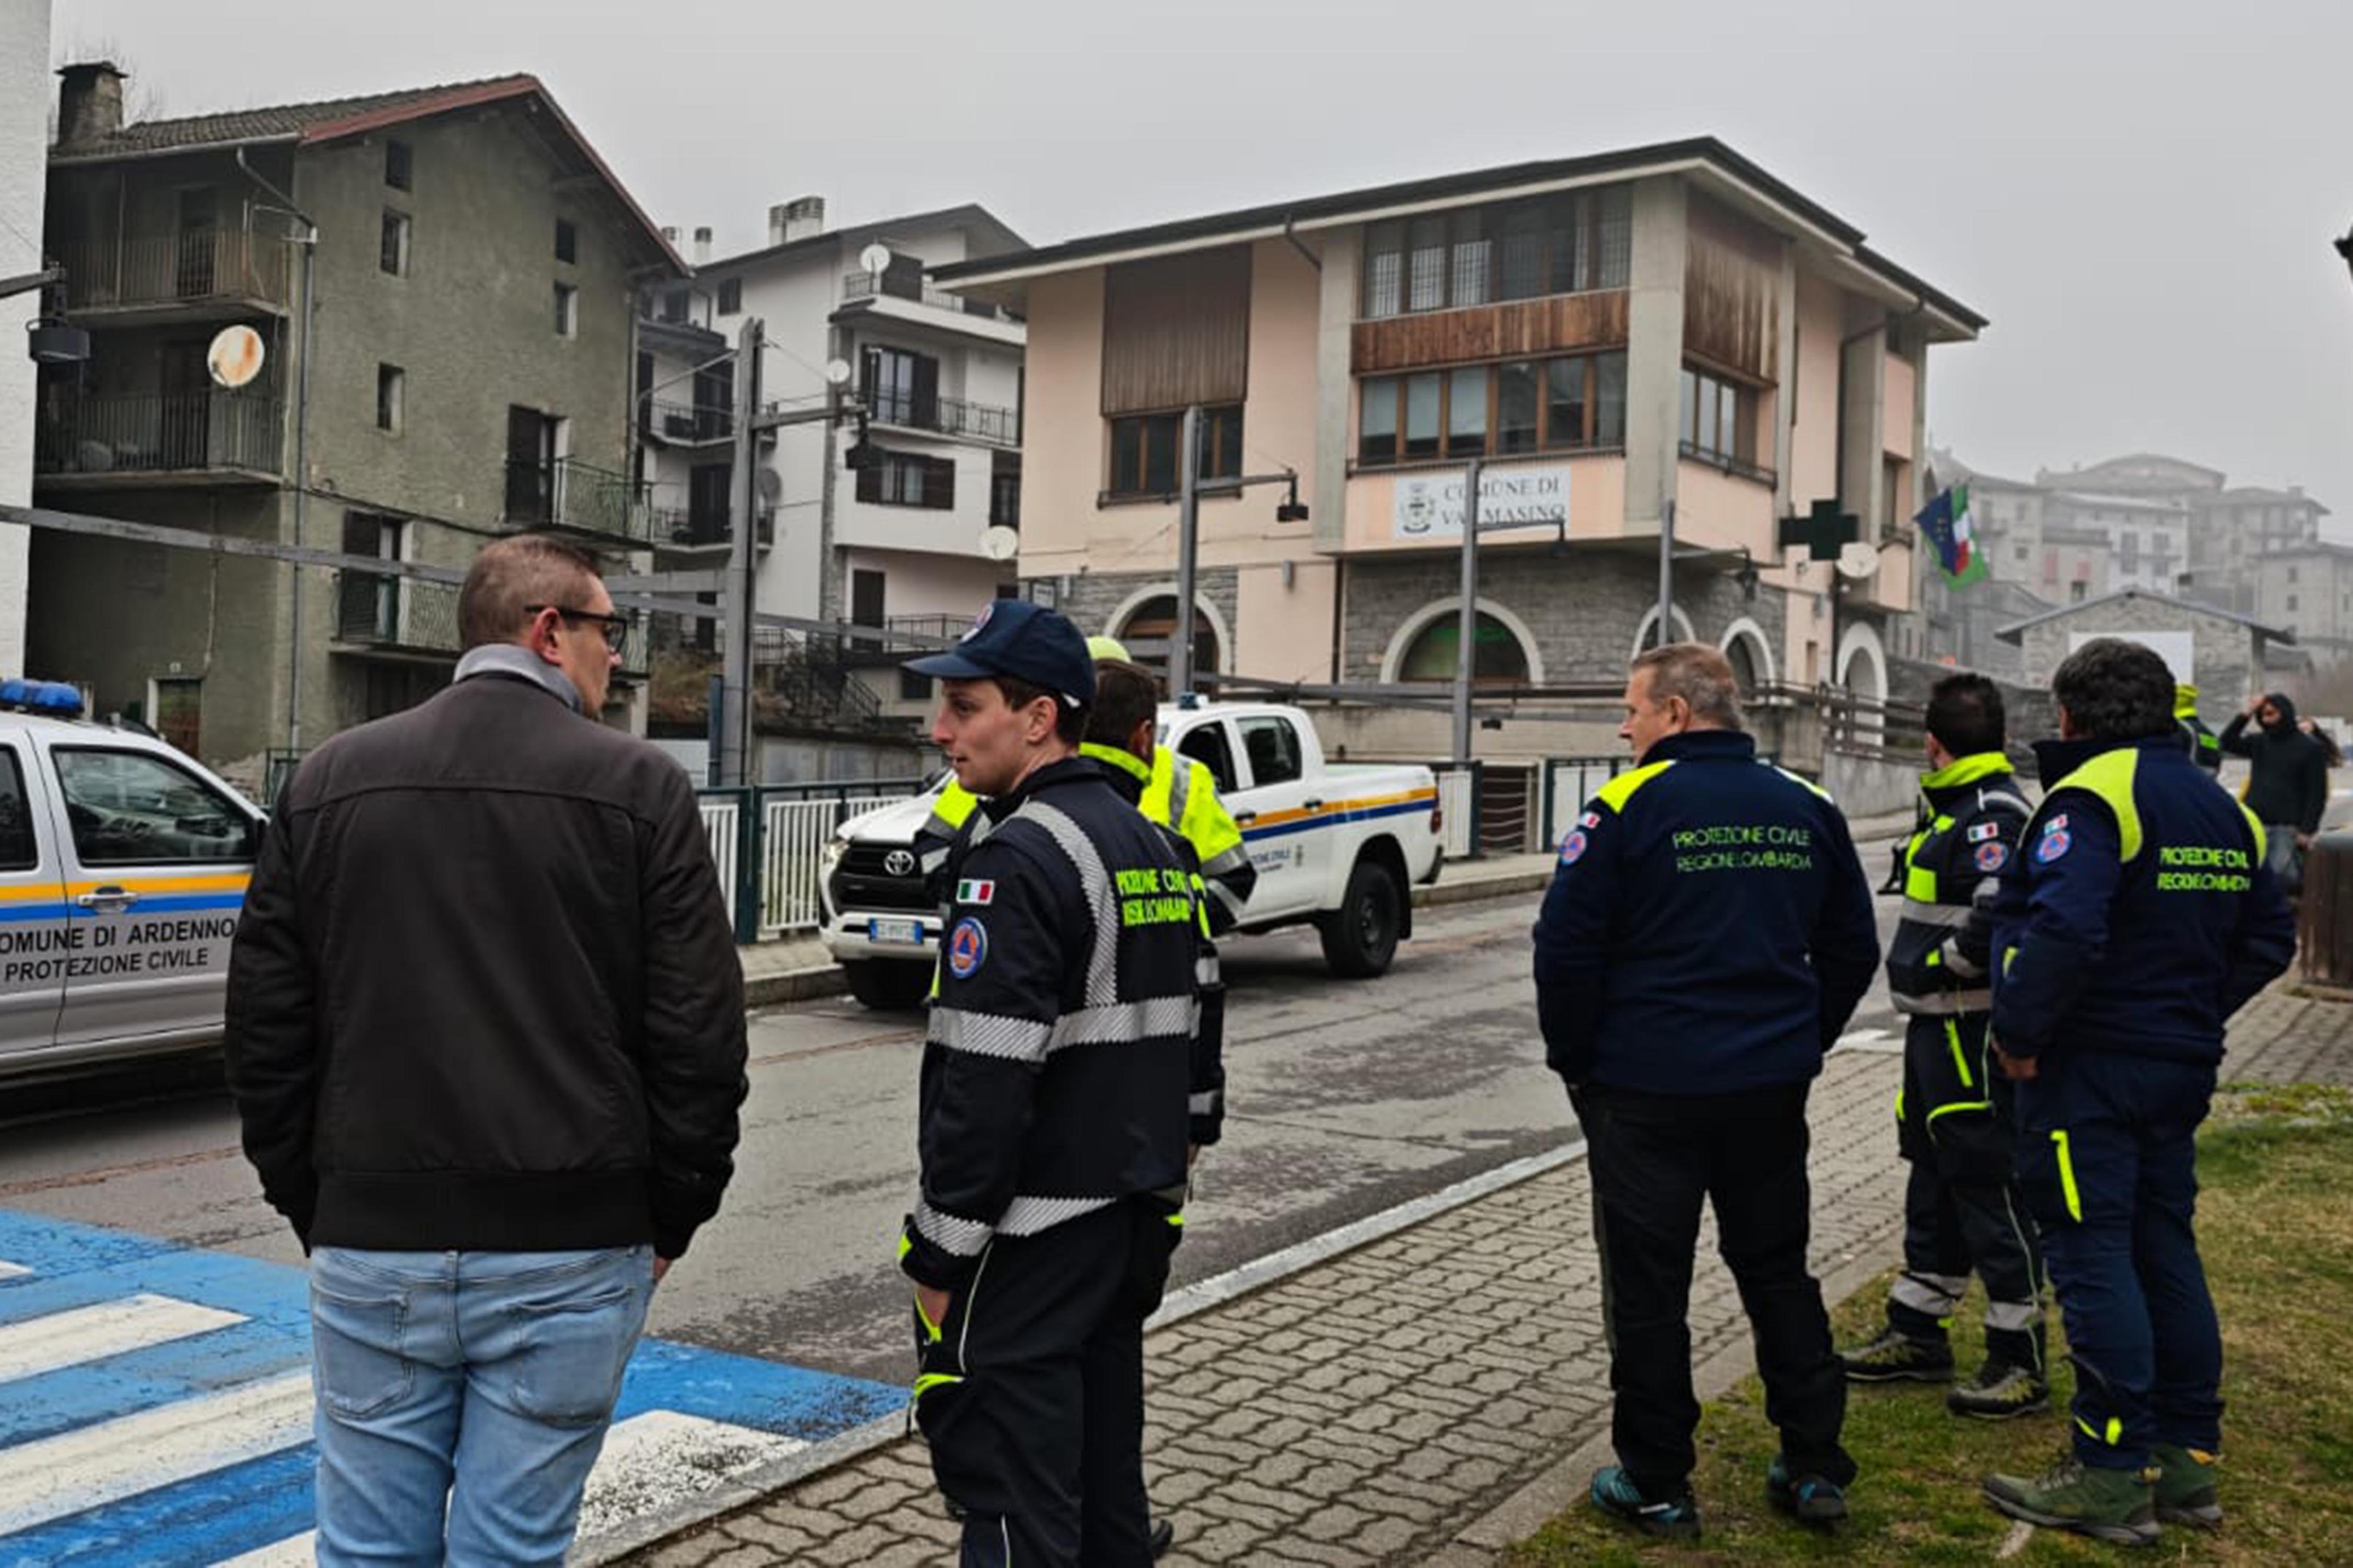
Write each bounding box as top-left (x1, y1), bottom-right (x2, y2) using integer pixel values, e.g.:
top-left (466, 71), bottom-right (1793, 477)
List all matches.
top-left (868, 918), bottom-right (924, 946)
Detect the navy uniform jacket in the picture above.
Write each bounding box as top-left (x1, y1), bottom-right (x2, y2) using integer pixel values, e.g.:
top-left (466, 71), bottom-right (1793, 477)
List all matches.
top-left (1989, 735), bottom-right (2295, 1066)
top-left (899, 757), bottom-right (1199, 1292)
top-left (1532, 729), bottom-right (1882, 1095)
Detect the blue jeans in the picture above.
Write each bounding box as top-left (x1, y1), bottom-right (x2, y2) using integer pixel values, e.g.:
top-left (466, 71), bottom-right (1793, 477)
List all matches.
top-left (310, 1245), bottom-right (656, 1566)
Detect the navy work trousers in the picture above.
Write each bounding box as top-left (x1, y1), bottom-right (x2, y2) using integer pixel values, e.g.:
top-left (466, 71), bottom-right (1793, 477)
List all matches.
top-left (2013, 1050), bottom-right (2222, 1470)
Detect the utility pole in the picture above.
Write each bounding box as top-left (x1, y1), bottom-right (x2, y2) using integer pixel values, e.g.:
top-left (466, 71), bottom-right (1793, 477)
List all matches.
top-left (719, 317), bottom-right (762, 788)
top-left (1654, 497), bottom-right (1676, 649)
top-left (1171, 404), bottom-right (1203, 699)
top-left (1452, 459), bottom-right (1483, 765)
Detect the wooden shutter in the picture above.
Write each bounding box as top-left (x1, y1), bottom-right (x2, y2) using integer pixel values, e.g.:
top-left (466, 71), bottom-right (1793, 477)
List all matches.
top-left (857, 452), bottom-right (882, 504)
top-left (926, 456), bottom-right (956, 510)
top-left (911, 353), bottom-right (940, 429)
top-left (1101, 246), bottom-right (1251, 415)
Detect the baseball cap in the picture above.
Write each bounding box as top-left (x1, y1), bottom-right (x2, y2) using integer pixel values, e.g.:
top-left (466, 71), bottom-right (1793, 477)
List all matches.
top-left (1085, 635), bottom-right (1130, 662)
top-left (906, 599), bottom-right (1096, 709)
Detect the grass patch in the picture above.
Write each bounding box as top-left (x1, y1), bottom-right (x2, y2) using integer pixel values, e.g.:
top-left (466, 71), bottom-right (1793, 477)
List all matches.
top-left (1504, 1086), bottom-right (2353, 1564)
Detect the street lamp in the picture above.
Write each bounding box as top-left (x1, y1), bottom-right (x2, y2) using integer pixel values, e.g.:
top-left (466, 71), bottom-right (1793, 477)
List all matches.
top-left (2337, 226), bottom-right (2353, 283)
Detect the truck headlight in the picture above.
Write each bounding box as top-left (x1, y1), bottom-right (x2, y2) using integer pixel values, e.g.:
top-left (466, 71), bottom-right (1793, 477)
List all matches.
top-left (820, 834), bottom-right (848, 878)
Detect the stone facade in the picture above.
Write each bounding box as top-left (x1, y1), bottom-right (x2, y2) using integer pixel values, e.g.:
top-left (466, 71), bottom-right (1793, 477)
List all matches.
top-left (1040, 567), bottom-right (1242, 673)
top-left (1336, 549), bottom-right (1787, 690)
top-left (2007, 590), bottom-right (2281, 706)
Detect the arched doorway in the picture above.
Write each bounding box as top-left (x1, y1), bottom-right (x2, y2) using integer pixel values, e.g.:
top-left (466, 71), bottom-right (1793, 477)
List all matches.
top-left (1396, 610), bottom-right (1532, 686)
top-left (1114, 594), bottom-right (1221, 687)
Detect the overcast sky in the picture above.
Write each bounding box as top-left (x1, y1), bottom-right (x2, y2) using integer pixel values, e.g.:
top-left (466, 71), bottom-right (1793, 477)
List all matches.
top-left (46, 0), bottom-right (2353, 536)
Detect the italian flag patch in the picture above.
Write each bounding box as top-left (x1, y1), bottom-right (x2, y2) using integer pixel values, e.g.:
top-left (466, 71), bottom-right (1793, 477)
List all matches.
top-left (956, 879), bottom-right (995, 906)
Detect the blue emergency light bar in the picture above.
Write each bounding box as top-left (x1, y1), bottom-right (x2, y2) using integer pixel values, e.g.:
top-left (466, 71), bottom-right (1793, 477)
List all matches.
top-left (0, 679), bottom-right (86, 718)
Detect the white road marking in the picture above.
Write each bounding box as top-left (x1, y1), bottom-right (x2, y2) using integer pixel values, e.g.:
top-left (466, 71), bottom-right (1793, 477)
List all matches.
top-left (0, 1368), bottom-right (313, 1535)
top-left (209, 1410), bottom-right (805, 1566)
top-left (0, 1294), bottom-right (245, 1384)
top-left (0, 1262), bottom-right (28, 1280)
top-left (1835, 1029), bottom-right (1901, 1053)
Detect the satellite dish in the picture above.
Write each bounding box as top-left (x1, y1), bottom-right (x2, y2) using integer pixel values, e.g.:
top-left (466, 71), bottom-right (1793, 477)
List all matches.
top-left (981, 526), bottom-right (1020, 563)
top-left (755, 466), bottom-right (784, 504)
top-left (206, 325), bottom-right (265, 389)
top-left (1836, 542), bottom-right (1881, 580)
top-left (859, 242), bottom-right (894, 278)
top-left (823, 358), bottom-right (852, 387)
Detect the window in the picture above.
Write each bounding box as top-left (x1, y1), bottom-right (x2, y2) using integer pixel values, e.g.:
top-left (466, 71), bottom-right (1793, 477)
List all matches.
top-left (863, 346), bottom-right (939, 428)
top-left (380, 210), bottom-right (411, 276)
top-left (385, 139), bottom-right (412, 192)
top-left (1398, 612), bottom-right (1529, 685)
top-left (376, 364), bottom-right (404, 433)
top-left (338, 513), bottom-right (405, 642)
top-left (554, 283), bottom-right (578, 338)
top-left (2289, 565), bottom-right (2301, 583)
top-left (1237, 716), bottom-right (1304, 788)
top-left (1361, 187), bottom-right (1632, 319)
top-left (1176, 722), bottom-right (1237, 795)
top-left (1447, 367), bottom-right (1487, 458)
top-left (857, 450), bottom-right (956, 509)
top-left (54, 749), bottom-right (254, 866)
top-left (2069, 581), bottom-right (2087, 602)
top-left (1356, 351), bottom-right (1627, 466)
top-left (2288, 593), bottom-right (2299, 612)
top-left (1104, 405), bottom-right (1242, 499)
top-left (717, 276), bottom-right (742, 315)
top-left (850, 570), bottom-right (886, 639)
top-left (989, 451), bottom-right (1021, 529)
top-left (0, 748), bottom-right (37, 871)
top-left (657, 286), bottom-right (688, 325)
top-left (1678, 365), bottom-right (1754, 466)
top-left (554, 218), bottom-right (578, 265)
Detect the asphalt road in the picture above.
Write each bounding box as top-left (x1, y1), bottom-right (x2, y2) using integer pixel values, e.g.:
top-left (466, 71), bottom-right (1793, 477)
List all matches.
top-left (0, 843), bottom-right (1910, 1393)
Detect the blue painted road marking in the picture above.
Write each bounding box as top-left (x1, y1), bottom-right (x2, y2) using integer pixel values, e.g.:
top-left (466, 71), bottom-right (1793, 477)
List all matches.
top-left (0, 1209), bottom-right (901, 1565)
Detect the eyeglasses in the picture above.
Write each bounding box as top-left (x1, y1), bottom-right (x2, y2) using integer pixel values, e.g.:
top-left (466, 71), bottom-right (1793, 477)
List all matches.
top-left (527, 603), bottom-right (632, 656)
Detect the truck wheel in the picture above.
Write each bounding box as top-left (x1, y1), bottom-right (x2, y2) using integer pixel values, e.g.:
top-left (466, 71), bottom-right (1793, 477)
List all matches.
top-left (843, 961), bottom-right (930, 1010)
top-left (1320, 859), bottom-right (1404, 978)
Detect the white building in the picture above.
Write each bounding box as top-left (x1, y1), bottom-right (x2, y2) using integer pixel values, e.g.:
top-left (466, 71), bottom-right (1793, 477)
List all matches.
top-left (0, 0), bottom-right (52, 673)
top-left (691, 201), bottom-right (1026, 715)
top-left (2042, 490), bottom-right (2189, 598)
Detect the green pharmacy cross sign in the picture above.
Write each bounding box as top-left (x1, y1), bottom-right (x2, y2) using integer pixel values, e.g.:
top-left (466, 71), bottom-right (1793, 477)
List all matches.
top-left (1779, 498), bottom-right (1859, 561)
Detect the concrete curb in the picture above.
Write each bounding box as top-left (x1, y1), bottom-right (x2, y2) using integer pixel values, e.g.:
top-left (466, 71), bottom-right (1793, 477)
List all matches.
top-left (587, 1139), bottom-right (1594, 1564)
top-left (1414, 868), bottom-right (1553, 909)
top-left (1436, 1217), bottom-right (1909, 1564)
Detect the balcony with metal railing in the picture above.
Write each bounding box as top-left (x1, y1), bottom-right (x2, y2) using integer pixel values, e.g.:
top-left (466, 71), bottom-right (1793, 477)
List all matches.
top-left (644, 399), bottom-right (734, 446)
top-left (504, 456), bottom-right (654, 547)
top-left (651, 507), bottom-right (776, 555)
top-left (332, 573), bottom-right (462, 659)
top-left (57, 229), bottom-right (296, 323)
top-left (865, 391), bottom-right (1021, 446)
top-left (837, 270), bottom-right (1022, 327)
top-left (34, 389), bottom-right (285, 485)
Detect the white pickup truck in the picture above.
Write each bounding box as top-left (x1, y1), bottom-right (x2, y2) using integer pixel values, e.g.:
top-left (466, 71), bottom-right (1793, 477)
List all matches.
top-left (817, 701), bottom-right (1445, 1008)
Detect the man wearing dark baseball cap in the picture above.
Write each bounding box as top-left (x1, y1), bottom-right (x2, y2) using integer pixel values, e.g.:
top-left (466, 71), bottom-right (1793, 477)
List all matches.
top-left (899, 599), bottom-right (1202, 1566)
top-left (904, 597), bottom-right (1096, 710)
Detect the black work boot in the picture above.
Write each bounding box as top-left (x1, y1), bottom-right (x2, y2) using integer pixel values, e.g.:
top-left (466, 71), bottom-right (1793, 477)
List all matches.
top-left (1948, 1360), bottom-right (2050, 1419)
top-left (1838, 1325), bottom-right (1954, 1383)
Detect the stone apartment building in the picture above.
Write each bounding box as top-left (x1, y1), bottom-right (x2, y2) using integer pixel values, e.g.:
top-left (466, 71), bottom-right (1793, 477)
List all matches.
top-left (28, 66), bottom-right (679, 783)
top-left (934, 137), bottom-right (1983, 756)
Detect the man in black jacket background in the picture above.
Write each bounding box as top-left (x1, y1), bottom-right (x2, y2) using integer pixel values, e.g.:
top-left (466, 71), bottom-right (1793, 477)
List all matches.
top-left (225, 535), bottom-right (747, 1566)
top-left (2218, 691), bottom-right (2328, 894)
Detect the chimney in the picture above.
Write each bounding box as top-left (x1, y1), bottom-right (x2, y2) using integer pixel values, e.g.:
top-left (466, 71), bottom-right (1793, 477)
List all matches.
top-left (56, 61), bottom-right (127, 146)
top-left (659, 225), bottom-right (681, 247)
top-left (772, 196), bottom-right (825, 246)
top-left (693, 226), bottom-right (713, 266)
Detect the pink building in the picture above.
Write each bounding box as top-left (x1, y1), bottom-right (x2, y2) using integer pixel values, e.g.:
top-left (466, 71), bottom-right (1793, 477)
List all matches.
top-left (935, 138), bottom-right (1981, 725)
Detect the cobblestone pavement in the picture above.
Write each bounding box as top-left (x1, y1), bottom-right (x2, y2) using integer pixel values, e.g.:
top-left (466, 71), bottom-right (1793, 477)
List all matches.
top-left (620, 982), bottom-right (2342, 1567)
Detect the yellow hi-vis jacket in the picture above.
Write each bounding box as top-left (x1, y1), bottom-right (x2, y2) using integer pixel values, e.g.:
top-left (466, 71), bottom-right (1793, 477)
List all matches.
top-left (919, 745), bottom-right (1258, 933)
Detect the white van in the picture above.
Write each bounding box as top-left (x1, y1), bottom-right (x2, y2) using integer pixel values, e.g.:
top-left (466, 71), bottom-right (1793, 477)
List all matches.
top-left (0, 683), bottom-right (264, 1076)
